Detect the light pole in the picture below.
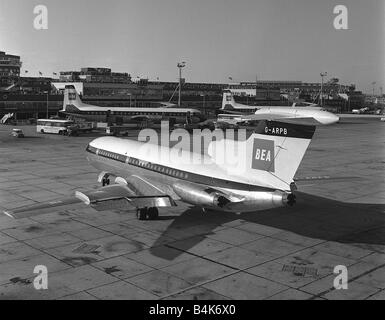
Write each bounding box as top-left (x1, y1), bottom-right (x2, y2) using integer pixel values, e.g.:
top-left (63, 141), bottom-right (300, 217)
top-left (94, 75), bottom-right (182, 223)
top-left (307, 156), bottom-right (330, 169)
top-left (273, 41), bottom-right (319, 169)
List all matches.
top-left (45, 91), bottom-right (49, 118)
top-left (200, 93), bottom-right (206, 115)
top-left (177, 62), bottom-right (186, 107)
top-left (320, 72), bottom-right (327, 107)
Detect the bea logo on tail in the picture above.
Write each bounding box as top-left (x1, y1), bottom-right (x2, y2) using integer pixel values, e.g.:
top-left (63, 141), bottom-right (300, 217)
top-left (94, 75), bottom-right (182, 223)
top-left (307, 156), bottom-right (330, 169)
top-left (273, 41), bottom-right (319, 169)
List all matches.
top-left (252, 139), bottom-right (275, 172)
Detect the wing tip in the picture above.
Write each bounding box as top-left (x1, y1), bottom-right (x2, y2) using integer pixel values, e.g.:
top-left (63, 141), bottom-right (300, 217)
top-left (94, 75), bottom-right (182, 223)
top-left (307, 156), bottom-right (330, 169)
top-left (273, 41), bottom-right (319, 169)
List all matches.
top-left (3, 210), bottom-right (15, 219)
top-left (75, 191), bottom-right (91, 205)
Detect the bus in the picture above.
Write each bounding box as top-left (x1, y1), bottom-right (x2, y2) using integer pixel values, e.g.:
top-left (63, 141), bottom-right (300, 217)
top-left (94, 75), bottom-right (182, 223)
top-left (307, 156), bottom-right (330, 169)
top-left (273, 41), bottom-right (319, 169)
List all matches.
top-left (36, 119), bottom-right (74, 135)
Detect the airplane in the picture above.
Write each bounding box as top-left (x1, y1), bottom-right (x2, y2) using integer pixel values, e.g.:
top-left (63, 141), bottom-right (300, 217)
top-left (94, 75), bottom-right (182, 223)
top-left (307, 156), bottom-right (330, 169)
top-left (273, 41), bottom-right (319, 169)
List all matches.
top-left (60, 85), bottom-right (205, 125)
top-left (4, 119), bottom-right (315, 221)
top-left (219, 90), bottom-right (340, 125)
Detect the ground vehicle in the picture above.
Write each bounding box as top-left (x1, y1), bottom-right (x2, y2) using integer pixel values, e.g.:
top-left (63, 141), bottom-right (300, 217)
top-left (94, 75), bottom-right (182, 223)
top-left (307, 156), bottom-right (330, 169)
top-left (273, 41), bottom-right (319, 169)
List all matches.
top-left (36, 119), bottom-right (74, 135)
top-left (352, 107), bottom-right (370, 114)
top-left (11, 128), bottom-right (24, 138)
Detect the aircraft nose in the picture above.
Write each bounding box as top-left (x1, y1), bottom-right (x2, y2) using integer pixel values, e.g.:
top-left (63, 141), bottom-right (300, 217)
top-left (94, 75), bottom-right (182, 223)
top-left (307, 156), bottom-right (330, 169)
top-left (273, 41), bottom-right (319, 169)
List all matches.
top-left (330, 113), bottom-right (340, 124)
top-left (323, 112), bottom-right (340, 125)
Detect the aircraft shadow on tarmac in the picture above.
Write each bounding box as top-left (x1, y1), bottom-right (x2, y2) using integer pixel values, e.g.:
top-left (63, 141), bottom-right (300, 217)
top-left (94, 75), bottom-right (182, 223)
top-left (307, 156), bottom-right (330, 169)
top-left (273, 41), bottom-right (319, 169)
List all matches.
top-left (150, 192), bottom-right (385, 260)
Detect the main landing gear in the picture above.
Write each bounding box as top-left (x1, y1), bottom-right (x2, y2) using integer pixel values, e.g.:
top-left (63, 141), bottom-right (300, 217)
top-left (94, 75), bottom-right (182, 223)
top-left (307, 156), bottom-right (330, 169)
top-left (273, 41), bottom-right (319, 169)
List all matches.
top-left (136, 207), bottom-right (159, 220)
top-left (102, 177), bottom-right (110, 186)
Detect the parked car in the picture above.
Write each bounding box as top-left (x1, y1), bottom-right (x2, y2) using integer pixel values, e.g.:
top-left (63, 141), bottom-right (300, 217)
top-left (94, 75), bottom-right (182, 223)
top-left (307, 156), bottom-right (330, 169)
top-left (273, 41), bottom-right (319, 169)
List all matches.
top-left (11, 128), bottom-right (25, 138)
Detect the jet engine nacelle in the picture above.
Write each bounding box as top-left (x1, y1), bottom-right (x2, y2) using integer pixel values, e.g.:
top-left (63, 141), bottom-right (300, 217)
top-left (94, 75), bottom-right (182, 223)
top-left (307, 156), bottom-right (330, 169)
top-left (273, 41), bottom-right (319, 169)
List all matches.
top-left (172, 182), bottom-right (231, 209)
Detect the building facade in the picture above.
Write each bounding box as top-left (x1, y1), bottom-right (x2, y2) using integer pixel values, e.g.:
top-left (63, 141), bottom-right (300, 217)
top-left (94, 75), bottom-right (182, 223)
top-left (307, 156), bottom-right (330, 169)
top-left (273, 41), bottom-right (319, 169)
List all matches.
top-left (0, 51), bottom-right (21, 88)
top-left (0, 57), bottom-right (366, 119)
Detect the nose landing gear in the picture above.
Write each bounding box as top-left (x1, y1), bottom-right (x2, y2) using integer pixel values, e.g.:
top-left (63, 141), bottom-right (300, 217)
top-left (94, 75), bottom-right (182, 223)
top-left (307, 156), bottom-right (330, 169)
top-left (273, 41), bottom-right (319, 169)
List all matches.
top-left (98, 172), bottom-right (113, 186)
top-left (136, 207), bottom-right (159, 220)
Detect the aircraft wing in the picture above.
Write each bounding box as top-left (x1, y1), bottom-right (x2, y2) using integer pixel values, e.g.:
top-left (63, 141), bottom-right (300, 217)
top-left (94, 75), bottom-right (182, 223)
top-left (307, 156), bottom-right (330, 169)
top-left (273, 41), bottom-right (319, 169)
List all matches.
top-left (75, 184), bottom-right (176, 211)
top-left (125, 175), bottom-right (173, 198)
top-left (60, 111), bottom-right (89, 119)
top-left (3, 197), bottom-right (84, 219)
top-left (3, 183), bottom-right (176, 219)
top-left (130, 115), bottom-right (150, 121)
top-left (158, 102), bottom-right (178, 108)
top-left (220, 109), bottom-right (253, 116)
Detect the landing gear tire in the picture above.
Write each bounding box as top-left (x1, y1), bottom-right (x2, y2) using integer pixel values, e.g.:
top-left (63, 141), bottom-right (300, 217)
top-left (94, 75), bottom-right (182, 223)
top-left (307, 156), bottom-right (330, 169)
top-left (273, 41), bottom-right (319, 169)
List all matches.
top-left (147, 207), bottom-right (159, 220)
top-left (102, 177), bottom-right (110, 186)
top-left (136, 207), bottom-right (159, 220)
top-left (136, 208), bottom-right (147, 220)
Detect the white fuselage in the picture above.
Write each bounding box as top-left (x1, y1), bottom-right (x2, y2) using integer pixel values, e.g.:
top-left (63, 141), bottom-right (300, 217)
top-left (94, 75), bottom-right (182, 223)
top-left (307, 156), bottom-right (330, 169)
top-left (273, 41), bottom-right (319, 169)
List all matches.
top-left (253, 106), bottom-right (340, 125)
top-left (86, 137), bottom-right (288, 212)
top-left (223, 101), bottom-right (339, 125)
top-left (64, 105), bottom-right (204, 124)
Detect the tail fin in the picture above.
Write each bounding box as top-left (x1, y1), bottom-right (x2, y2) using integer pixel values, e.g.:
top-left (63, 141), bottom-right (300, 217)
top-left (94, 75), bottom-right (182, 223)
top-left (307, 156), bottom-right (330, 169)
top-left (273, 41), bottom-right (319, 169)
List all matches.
top-left (208, 120), bottom-right (316, 191)
top-left (222, 90), bottom-right (236, 110)
top-left (62, 85), bottom-right (84, 112)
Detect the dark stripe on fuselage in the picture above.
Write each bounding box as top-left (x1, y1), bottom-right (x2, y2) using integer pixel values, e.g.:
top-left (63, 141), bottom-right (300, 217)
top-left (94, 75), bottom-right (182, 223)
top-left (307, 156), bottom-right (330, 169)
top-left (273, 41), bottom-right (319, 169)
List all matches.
top-left (254, 120), bottom-right (316, 139)
top-left (86, 145), bottom-right (274, 192)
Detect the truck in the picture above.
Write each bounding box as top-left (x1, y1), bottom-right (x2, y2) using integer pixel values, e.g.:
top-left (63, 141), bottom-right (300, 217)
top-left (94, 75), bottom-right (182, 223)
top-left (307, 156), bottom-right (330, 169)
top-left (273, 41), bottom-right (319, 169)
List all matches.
top-left (66, 121), bottom-right (95, 136)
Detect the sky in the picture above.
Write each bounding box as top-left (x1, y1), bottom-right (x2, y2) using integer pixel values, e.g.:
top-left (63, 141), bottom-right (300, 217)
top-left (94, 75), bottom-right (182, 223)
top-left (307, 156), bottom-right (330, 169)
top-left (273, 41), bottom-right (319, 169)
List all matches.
top-left (0, 0), bottom-right (384, 93)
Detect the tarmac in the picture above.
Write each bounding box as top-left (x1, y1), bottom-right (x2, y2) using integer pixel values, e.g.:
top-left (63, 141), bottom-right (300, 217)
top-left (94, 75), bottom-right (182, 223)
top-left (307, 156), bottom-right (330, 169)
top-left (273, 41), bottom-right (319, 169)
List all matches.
top-left (0, 117), bottom-right (384, 300)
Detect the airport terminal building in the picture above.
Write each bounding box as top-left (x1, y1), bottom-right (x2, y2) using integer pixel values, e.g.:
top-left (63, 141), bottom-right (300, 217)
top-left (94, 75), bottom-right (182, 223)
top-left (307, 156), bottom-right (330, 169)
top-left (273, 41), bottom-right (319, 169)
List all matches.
top-left (0, 51), bottom-right (21, 88)
top-left (0, 52), bottom-right (368, 120)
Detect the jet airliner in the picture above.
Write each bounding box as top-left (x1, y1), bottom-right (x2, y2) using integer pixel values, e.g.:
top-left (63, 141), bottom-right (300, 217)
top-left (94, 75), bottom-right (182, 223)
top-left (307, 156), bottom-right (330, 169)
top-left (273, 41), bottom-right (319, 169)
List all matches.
top-left (219, 90), bottom-right (339, 125)
top-left (4, 120), bottom-right (315, 220)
